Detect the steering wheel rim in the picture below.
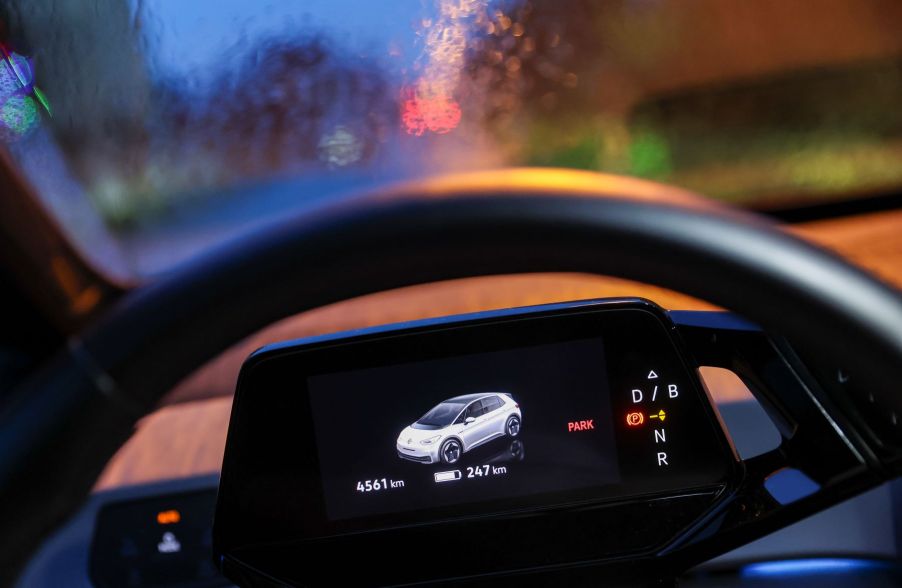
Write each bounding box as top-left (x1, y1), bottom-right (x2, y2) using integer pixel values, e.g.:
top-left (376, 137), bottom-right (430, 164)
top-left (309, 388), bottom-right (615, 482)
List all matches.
top-left (2, 168), bottom-right (902, 585)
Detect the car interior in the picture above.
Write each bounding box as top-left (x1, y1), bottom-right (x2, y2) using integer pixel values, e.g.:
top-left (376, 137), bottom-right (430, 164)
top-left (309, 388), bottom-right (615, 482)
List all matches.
top-left (1, 1), bottom-right (902, 586)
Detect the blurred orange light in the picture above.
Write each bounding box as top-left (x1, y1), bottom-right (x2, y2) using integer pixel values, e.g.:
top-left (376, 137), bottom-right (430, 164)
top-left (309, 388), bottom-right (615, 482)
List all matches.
top-left (157, 509), bottom-right (181, 525)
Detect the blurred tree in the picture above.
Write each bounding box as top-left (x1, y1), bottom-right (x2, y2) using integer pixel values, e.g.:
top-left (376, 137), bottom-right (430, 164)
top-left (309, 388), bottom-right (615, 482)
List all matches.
top-left (155, 35), bottom-right (397, 191)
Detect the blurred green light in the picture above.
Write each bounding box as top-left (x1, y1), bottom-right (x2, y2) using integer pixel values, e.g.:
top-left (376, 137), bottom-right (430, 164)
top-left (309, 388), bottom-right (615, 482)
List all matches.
top-left (33, 86), bottom-right (51, 117)
top-left (629, 131), bottom-right (672, 178)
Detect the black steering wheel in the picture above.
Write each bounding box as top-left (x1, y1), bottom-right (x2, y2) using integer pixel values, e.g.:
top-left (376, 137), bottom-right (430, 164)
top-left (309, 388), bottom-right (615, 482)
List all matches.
top-left (2, 168), bottom-right (902, 585)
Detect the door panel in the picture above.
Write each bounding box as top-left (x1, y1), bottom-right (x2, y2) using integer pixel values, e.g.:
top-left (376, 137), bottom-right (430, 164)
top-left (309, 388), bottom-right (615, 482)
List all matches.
top-left (460, 400), bottom-right (484, 449)
top-left (480, 397), bottom-right (506, 441)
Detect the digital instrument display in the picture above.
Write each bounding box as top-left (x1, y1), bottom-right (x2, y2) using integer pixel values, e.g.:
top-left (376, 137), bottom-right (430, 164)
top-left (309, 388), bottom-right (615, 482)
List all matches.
top-left (307, 337), bottom-right (620, 521)
top-left (214, 299), bottom-right (737, 587)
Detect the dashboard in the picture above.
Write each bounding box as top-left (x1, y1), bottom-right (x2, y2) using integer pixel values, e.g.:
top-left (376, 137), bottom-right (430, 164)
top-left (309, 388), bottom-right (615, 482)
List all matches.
top-left (16, 420), bottom-right (902, 587)
top-left (17, 290), bottom-right (902, 587)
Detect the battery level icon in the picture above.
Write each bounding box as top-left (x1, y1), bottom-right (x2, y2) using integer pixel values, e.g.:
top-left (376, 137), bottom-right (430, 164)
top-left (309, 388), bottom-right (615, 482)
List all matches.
top-left (434, 470), bottom-right (462, 483)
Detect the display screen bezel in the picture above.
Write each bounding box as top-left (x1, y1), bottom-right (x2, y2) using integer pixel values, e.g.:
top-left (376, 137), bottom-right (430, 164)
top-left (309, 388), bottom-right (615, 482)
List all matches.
top-left (215, 299), bottom-right (738, 547)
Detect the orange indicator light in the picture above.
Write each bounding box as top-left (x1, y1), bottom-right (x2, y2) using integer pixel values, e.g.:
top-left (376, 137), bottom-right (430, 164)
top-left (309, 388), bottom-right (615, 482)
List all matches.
top-left (626, 412), bottom-right (645, 427)
top-left (157, 510), bottom-right (181, 525)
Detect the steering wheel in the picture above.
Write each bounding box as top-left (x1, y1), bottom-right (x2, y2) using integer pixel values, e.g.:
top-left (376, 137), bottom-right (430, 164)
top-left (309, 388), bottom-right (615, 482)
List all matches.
top-left (2, 168), bottom-right (902, 586)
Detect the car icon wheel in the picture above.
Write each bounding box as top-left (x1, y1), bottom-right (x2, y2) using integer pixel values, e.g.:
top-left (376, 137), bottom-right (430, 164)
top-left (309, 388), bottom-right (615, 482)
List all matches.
top-left (506, 415), bottom-right (521, 437)
top-left (440, 438), bottom-right (462, 464)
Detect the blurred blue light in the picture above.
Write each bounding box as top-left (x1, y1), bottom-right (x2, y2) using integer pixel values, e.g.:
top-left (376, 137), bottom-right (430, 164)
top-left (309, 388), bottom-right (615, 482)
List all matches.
top-left (741, 558), bottom-right (890, 578)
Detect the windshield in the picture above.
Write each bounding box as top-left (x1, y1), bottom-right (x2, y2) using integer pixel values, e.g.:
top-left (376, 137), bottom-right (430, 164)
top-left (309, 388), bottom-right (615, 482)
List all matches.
top-left (416, 402), bottom-right (466, 428)
top-left (2, 0), bottom-right (901, 279)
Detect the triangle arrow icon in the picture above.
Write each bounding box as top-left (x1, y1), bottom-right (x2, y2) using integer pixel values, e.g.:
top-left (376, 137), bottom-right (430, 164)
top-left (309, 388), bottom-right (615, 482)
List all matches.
top-left (647, 370), bottom-right (658, 379)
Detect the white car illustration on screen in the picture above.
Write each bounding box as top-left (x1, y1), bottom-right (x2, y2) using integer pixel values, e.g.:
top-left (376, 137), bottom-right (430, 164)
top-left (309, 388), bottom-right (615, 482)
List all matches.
top-left (396, 393), bottom-right (522, 465)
